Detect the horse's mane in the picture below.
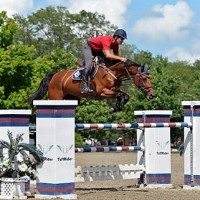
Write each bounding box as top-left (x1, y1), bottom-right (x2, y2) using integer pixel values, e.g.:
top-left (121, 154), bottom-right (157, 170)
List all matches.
top-left (104, 58), bottom-right (142, 68)
top-left (124, 59), bottom-right (142, 67)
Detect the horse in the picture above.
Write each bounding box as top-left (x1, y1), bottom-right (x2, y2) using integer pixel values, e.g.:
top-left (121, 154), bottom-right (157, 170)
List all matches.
top-left (27, 58), bottom-right (156, 113)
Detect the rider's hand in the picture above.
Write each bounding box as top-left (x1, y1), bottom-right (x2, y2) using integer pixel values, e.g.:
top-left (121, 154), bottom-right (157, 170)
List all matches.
top-left (121, 58), bottom-right (127, 63)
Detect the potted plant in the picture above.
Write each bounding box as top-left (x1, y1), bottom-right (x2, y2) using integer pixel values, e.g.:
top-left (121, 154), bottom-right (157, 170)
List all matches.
top-left (0, 131), bottom-right (44, 199)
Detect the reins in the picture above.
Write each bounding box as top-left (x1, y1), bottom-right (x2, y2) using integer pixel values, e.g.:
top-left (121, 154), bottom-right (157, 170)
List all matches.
top-left (124, 64), bottom-right (143, 92)
top-left (99, 63), bottom-right (117, 79)
top-left (124, 65), bottom-right (134, 84)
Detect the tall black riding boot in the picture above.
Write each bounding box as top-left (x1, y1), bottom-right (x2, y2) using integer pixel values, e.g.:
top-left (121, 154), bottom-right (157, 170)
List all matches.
top-left (81, 69), bottom-right (93, 93)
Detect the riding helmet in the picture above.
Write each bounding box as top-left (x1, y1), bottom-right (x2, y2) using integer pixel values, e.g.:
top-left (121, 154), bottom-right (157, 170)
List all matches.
top-left (113, 29), bottom-right (127, 39)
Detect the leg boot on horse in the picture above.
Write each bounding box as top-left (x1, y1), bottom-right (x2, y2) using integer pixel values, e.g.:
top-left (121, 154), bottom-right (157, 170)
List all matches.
top-left (81, 68), bottom-right (93, 93)
top-left (109, 92), bottom-right (129, 114)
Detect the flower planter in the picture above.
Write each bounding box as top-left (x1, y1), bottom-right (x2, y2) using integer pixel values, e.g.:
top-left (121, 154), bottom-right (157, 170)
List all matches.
top-left (0, 178), bottom-right (27, 199)
top-left (0, 132), bottom-right (44, 199)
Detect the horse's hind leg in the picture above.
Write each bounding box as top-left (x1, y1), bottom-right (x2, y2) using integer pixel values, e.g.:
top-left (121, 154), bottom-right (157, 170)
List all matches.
top-left (48, 92), bottom-right (64, 99)
top-left (48, 84), bottom-right (64, 100)
top-left (109, 92), bottom-right (129, 113)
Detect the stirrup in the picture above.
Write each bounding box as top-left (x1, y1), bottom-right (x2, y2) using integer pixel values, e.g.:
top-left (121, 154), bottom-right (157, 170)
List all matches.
top-left (81, 87), bottom-right (93, 93)
top-left (88, 88), bottom-right (93, 92)
top-left (81, 88), bottom-right (88, 93)
top-left (81, 83), bottom-right (93, 93)
top-left (81, 86), bottom-right (93, 93)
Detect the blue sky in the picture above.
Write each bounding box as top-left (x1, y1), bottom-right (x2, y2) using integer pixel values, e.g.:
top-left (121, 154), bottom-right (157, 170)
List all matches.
top-left (0, 0), bottom-right (200, 63)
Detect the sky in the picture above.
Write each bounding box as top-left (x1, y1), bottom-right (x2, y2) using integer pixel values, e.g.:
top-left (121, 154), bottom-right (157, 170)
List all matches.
top-left (0, 0), bottom-right (200, 63)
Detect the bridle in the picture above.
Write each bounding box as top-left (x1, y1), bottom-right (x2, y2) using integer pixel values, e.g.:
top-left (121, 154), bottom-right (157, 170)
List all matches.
top-left (96, 58), bottom-right (154, 94)
top-left (124, 64), bottom-right (154, 93)
top-left (138, 70), bottom-right (154, 93)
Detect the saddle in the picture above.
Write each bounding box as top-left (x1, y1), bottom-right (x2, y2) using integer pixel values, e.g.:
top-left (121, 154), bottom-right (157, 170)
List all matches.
top-left (72, 57), bottom-right (101, 81)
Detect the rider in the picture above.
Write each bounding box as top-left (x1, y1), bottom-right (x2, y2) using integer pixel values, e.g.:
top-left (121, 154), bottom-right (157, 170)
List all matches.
top-left (81, 29), bottom-right (128, 93)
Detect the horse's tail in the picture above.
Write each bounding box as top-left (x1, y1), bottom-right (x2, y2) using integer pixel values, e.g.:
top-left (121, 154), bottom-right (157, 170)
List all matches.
top-left (26, 72), bottom-right (56, 105)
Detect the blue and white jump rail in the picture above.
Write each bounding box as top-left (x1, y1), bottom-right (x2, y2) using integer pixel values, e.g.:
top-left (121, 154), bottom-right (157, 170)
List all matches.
top-left (76, 122), bottom-right (192, 130)
top-left (30, 122), bottom-right (192, 132)
top-left (75, 146), bottom-right (145, 153)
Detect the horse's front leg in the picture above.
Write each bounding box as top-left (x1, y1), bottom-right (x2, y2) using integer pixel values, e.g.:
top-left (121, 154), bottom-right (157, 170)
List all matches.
top-left (109, 91), bottom-right (129, 113)
top-left (97, 88), bottom-right (129, 113)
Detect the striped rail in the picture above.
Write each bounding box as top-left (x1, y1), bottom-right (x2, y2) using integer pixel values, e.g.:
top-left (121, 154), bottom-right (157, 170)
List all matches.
top-left (75, 146), bottom-right (144, 153)
top-left (75, 122), bottom-right (192, 130)
top-left (29, 122), bottom-right (192, 131)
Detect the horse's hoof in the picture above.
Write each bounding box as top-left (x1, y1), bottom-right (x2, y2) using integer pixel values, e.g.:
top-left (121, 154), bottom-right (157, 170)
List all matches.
top-left (109, 107), bottom-right (116, 114)
top-left (109, 107), bottom-right (119, 114)
top-left (109, 106), bottom-right (123, 114)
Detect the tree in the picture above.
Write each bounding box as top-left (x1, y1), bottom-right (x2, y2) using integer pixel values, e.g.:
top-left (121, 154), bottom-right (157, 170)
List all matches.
top-left (0, 11), bottom-right (18, 49)
top-left (0, 10), bottom-right (78, 109)
top-left (120, 43), bottom-right (138, 60)
top-left (14, 6), bottom-right (117, 57)
top-left (134, 50), bottom-right (153, 65)
top-left (0, 44), bottom-right (36, 108)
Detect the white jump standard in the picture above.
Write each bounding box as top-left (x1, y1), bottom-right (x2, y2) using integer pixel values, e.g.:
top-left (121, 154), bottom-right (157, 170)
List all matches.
top-left (33, 100), bottom-right (78, 199)
top-left (135, 110), bottom-right (173, 188)
top-left (182, 101), bottom-right (200, 189)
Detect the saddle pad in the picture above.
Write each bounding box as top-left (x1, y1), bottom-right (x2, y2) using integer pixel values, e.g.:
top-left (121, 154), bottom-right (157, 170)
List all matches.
top-left (72, 65), bottom-right (99, 81)
top-left (72, 69), bottom-right (82, 81)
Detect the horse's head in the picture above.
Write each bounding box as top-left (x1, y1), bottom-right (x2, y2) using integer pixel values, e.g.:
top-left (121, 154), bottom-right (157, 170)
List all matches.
top-left (125, 60), bottom-right (156, 99)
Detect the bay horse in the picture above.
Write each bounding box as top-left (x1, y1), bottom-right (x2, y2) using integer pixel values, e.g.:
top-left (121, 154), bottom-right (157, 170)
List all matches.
top-left (27, 59), bottom-right (155, 113)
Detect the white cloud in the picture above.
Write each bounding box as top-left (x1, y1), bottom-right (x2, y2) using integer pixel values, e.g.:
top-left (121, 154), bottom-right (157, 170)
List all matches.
top-left (64, 0), bottom-right (132, 27)
top-left (0, 0), bottom-right (33, 17)
top-left (132, 1), bottom-right (194, 43)
top-left (1, 0), bottom-right (131, 27)
top-left (166, 45), bottom-right (200, 63)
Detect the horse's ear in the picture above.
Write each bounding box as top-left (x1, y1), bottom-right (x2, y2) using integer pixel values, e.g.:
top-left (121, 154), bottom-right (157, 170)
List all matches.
top-left (147, 64), bottom-right (152, 70)
top-left (140, 64), bottom-right (145, 72)
top-left (138, 67), bottom-right (142, 73)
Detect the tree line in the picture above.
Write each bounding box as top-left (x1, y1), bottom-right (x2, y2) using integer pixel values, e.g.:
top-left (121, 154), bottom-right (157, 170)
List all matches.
top-left (0, 7), bottom-right (200, 145)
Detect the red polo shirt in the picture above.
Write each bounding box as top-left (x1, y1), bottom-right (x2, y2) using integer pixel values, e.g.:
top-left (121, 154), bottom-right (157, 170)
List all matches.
top-left (88, 36), bottom-right (119, 55)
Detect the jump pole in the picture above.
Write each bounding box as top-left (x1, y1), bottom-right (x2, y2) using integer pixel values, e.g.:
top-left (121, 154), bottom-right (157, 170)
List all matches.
top-left (33, 100), bottom-right (78, 199)
top-left (0, 110), bottom-right (31, 194)
top-left (134, 110), bottom-right (173, 188)
top-left (182, 101), bottom-right (200, 189)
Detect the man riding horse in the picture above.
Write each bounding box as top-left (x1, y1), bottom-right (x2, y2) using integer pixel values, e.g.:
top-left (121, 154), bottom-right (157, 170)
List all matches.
top-left (27, 29), bottom-right (156, 113)
top-left (81, 29), bottom-right (127, 93)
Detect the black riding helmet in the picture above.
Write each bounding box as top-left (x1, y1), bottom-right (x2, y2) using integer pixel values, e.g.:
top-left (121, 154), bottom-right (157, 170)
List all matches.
top-left (113, 29), bottom-right (127, 39)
